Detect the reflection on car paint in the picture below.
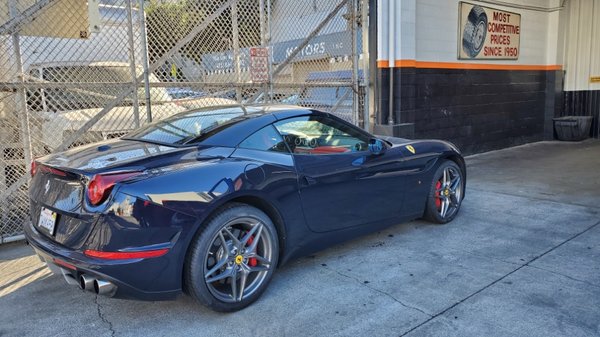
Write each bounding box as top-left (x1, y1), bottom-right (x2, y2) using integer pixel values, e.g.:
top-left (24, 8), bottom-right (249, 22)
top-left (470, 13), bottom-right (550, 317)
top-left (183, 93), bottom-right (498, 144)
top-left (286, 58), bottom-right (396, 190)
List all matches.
top-left (146, 177), bottom-right (236, 206)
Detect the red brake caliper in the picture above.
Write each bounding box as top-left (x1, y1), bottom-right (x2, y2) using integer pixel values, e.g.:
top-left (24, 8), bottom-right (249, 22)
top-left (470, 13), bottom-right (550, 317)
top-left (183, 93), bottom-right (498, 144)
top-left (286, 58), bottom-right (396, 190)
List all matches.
top-left (435, 181), bottom-right (442, 209)
top-left (246, 235), bottom-right (257, 267)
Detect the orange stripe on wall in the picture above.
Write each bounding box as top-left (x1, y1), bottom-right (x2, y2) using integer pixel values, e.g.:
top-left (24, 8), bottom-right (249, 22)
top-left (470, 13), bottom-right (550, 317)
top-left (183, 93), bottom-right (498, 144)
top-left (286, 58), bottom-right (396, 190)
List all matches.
top-left (395, 59), bottom-right (416, 67)
top-left (377, 59), bottom-right (562, 71)
top-left (377, 60), bottom-right (390, 68)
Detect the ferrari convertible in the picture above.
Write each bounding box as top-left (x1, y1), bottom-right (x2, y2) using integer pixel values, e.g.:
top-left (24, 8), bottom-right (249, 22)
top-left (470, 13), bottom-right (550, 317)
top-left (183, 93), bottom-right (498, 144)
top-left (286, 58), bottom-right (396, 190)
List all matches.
top-left (26, 105), bottom-right (466, 311)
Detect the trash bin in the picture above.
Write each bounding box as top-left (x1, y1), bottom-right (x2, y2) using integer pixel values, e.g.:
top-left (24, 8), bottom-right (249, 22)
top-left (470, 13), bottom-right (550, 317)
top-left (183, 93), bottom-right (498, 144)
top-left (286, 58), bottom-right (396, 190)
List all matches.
top-left (553, 116), bottom-right (593, 141)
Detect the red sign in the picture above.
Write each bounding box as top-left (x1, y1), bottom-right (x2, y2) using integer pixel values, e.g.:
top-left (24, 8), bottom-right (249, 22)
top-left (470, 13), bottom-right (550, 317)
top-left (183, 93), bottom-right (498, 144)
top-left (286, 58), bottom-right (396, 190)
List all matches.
top-left (250, 47), bottom-right (269, 83)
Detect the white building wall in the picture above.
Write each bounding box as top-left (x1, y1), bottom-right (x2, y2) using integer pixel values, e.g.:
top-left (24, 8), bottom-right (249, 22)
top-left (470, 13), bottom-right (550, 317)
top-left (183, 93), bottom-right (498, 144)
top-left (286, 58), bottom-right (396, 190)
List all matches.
top-left (563, 0), bottom-right (600, 91)
top-left (378, 0), bottom-right (563, 66)
top-left (400, 0), bottom-right (416, 61)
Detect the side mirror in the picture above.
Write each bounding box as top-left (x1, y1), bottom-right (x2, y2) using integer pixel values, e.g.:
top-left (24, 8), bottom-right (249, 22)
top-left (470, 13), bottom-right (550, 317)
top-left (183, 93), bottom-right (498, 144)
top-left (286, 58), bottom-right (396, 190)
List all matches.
top-left (368, 138), bottom-right (387, 155)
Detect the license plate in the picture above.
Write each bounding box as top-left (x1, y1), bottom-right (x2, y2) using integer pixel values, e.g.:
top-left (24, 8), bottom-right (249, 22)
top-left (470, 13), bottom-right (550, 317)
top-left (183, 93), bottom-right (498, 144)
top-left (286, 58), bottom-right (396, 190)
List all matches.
top-left (38, 207), bottom-right (57, 235)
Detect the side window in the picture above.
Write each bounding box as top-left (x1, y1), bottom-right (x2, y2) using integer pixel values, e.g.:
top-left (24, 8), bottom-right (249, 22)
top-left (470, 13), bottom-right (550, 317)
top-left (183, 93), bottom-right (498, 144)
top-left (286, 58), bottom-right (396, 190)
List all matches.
top-left (273, 116), bottom-right (369, 155)
top-left (239, 125), bottom-right (289, 153)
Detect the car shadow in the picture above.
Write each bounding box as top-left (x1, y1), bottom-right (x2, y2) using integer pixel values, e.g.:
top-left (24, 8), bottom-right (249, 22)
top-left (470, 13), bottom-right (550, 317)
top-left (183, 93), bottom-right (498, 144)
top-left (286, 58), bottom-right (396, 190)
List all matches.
top-left (0, 218), bottom-right (441, 336)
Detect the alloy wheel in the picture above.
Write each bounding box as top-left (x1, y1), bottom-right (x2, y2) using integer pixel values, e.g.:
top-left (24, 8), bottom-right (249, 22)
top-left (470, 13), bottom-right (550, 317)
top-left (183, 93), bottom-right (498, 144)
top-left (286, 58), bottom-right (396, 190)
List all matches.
top-left (203, 218), bottom-right (274, 303)
top-left (434, 166), bottom-right (463, 219)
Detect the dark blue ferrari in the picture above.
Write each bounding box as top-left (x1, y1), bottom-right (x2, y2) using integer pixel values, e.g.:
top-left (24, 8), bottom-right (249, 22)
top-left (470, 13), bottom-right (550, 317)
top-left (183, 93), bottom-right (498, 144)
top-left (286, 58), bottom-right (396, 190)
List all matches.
top-left (26, 105), bottom-right (466, 311)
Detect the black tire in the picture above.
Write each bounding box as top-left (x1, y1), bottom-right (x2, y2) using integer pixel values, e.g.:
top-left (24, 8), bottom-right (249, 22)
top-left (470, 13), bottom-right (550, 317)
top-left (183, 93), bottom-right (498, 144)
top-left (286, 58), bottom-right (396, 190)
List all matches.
top-left (424, 160), bottom-right (465, 224)
top-left (184, 203), bottom-right (279, 312)
top-left (462, 5), bottom-right (487, 58)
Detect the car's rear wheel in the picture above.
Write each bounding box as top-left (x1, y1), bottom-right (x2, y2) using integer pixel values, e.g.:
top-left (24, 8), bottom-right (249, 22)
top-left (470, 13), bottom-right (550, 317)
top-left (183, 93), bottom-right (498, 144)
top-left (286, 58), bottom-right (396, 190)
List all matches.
top-left (424, 160), bottom-right (464, 224)
top-left (185, 203), bottom-right (279, 312)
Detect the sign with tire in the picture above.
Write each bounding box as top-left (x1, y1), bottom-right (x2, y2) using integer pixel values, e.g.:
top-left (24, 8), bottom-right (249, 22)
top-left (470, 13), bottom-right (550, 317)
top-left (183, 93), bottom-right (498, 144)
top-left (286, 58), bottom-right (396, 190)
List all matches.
top-left (458, 2), bottom-right (521, 60)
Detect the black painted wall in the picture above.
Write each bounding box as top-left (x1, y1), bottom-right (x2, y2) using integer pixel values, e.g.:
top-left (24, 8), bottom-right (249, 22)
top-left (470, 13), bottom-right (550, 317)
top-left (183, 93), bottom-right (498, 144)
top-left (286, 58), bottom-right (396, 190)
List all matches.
top-left (376, 67), bottom-right (563, 154)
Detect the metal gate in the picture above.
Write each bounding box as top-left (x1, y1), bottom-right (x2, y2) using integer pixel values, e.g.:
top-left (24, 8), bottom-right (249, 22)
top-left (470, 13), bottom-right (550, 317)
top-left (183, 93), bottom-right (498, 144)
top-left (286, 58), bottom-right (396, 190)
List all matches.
top-left (0, 0), bottom-right (368, 243)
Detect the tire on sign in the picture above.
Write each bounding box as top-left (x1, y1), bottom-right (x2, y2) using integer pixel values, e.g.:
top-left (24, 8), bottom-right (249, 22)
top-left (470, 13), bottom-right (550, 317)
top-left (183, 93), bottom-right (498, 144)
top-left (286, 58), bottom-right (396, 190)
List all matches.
top-left (462, 5), bottom-right (488, 58)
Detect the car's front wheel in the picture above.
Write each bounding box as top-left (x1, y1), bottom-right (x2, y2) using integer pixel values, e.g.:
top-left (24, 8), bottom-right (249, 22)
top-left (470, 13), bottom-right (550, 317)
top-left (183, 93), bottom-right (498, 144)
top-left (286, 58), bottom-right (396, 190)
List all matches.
top-left (424, 160), bottom-right (465, 224)
top-left (185, 203), bottom-right (279, 312)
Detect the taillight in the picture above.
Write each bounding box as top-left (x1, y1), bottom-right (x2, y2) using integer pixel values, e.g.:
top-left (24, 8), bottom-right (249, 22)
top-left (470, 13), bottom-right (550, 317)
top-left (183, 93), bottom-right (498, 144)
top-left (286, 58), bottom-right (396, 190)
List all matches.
top-left (84, 248), bottom-right (169, 260)
top-left (86, 171), bottom-right (142, 206)
top-left (30, 161), bottom-right (38, 177)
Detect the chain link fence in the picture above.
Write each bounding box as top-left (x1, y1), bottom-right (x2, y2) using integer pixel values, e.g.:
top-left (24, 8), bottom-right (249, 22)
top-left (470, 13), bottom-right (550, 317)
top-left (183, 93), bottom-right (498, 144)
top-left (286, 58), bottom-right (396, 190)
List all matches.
top-left (0, 0), bottom-right (366, 243)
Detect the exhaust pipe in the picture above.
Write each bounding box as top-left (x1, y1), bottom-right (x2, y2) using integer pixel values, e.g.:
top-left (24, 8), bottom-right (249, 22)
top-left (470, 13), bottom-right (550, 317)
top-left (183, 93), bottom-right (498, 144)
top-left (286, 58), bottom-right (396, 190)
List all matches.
top-left (94, 279), bottom-right (117, 297)
top-left (79, 274), bottom-right (95, 291)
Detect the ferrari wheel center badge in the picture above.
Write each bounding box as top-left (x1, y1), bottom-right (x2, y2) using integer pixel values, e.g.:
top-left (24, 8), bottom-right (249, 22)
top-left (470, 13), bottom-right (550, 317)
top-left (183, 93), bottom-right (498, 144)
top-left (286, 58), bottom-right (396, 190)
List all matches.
top-left (235, 255), bottom-right (243, 265)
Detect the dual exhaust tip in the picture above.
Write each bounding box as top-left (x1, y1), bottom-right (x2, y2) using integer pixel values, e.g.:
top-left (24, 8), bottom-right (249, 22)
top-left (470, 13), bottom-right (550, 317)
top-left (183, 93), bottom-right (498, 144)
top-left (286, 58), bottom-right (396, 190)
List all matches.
top-left (78, 274), bottom-right (116, 297)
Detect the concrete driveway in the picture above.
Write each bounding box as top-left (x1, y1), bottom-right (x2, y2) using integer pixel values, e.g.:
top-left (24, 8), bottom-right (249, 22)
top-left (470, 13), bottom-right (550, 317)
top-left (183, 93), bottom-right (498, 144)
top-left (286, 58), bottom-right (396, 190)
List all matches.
top-left (1, 140), bottom-right (599, 337)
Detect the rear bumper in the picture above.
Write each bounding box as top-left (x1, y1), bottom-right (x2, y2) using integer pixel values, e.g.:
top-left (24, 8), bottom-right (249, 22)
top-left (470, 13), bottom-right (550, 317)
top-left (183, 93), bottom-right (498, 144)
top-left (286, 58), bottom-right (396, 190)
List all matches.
top-left (24, 220), bottom-right (181, 301)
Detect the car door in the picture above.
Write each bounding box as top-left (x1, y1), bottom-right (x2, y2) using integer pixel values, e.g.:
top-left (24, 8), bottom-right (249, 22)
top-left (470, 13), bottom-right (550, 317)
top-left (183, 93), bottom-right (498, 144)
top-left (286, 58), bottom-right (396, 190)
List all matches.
top-left (273, 115), bottom-right (407, 233)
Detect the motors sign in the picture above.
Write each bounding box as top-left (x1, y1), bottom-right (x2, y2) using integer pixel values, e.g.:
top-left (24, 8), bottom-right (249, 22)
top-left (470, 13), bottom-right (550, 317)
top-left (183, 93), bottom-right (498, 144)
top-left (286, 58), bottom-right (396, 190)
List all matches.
top-left (201, 31), bottom-right (360, 73)
top-left (458, 2), bottom-right (521, 60)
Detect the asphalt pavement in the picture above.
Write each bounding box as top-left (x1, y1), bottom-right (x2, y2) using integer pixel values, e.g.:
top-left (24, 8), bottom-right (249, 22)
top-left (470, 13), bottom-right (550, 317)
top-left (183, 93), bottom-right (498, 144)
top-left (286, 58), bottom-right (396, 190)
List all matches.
top-left (1, 140), bottom-right (599, 337)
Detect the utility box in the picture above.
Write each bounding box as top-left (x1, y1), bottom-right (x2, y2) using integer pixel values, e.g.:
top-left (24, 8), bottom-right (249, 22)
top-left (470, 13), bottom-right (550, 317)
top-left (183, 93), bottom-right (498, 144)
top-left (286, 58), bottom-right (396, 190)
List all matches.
top-left (373, 123), bottom-right (415, 139)
top-left (553, 116), bottom-right (593, 141)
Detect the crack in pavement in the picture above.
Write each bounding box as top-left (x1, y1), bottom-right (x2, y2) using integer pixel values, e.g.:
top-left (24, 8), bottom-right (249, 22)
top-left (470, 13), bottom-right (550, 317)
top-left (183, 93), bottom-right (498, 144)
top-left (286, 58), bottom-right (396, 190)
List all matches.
top-left (450, 248), bottom-right (600, 289)
top-left (323, 265), bottom-right (432, 318)
top-left (524, 264), bottom-right (600, 289)
top-left (399, 220), bottom-right (600, 336)
top-left (94, 295), bottom-right (116, 337)
top-left (468, 187), bottom-right (600, 211)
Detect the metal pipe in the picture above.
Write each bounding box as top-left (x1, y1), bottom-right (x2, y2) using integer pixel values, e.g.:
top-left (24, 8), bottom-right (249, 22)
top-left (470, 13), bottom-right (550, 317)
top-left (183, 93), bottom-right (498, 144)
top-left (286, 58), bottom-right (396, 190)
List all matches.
top-left (137, 0), bottom-right (153, 123)
top-left (94, 279), bottom-right (117, 297)
top-left (267, 0), bottom-right (273, 103)
top-left (1, 81), bottom-right (356, 89)
top-left (79, 274), bottom-right (95, 291)
top-left (351, 0), bottom-right (359, 126)
top-left (125, 0), bottom-right (140, 128)
top-left (9, 0), bottom-right (33, 173)
top-left (388, 67), bottom-right (394, 125)
top-left (387, 0), bottom-right (395, 125)
top-left (0, 233), bottom-right (25, 244)
top-left (259, 0), bottom-right (269, 102)
top-left (231, 1), bottom-right (242, 102)
top-left (361, 0), bottom-right (371, 131)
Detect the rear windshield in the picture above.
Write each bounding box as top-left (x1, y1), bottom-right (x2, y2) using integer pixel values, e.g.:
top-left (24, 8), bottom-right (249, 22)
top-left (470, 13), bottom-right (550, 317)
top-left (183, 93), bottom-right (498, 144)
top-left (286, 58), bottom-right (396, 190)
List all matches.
top-left (125, 106), bottom-right (259, 145)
